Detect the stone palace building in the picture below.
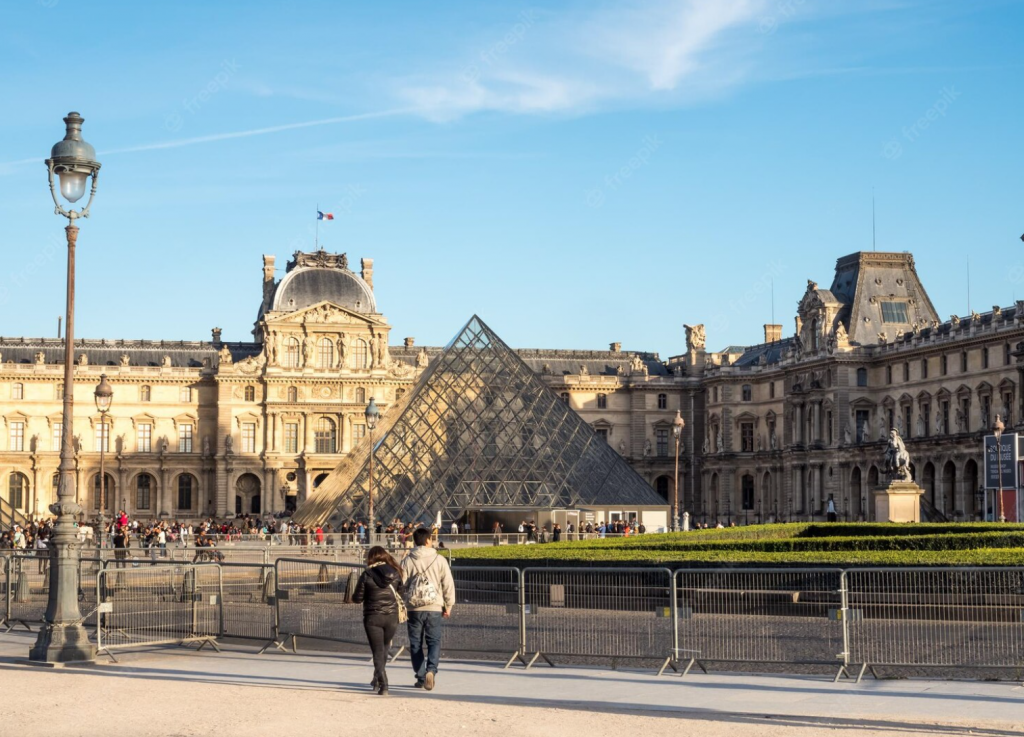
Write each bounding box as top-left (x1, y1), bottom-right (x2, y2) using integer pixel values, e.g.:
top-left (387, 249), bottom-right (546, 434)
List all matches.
top-left (1, 248), bottom-right (1019, 524)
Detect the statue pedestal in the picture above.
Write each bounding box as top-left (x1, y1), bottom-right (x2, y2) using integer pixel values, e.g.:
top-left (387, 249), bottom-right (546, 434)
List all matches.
top-left (872, 481), bottom-right (924, 523)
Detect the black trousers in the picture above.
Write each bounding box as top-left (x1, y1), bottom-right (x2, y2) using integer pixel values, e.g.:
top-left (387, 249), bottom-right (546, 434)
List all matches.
top-left (364, 613), bottom-right (398, 687)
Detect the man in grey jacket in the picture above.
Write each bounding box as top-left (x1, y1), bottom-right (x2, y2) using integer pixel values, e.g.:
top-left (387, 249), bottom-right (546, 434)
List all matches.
top-left (401, 527), bottom-right (456, 691)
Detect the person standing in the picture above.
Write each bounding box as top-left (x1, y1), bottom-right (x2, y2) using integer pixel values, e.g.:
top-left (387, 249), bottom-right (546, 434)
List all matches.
top-left (401, 527), bottom-right (455, 691)
top-left (352, 546), bottom-right (405, 696)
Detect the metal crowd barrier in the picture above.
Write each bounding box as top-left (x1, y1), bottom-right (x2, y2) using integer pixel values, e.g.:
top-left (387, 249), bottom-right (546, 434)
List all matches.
top-left (675, 568), bottom-right (847, 678)
top-left (521, 567), bottom-right (677, 673)
top-left (95, 564), bottom-right (220, 661)
top-left (844, 567), bottom-right (1024, 681)
top-left (215, 563), bottom-right (278, 647)
top-left (1, 553), bottom-right (104, 633)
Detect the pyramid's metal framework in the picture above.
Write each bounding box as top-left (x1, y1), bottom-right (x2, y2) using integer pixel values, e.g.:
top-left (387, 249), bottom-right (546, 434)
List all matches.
top-left (294, 316), bottom-right (666, 526)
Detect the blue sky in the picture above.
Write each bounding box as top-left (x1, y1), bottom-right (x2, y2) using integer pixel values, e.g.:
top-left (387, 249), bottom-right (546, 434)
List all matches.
top-left (1, 0), bottom-right (1022, 358)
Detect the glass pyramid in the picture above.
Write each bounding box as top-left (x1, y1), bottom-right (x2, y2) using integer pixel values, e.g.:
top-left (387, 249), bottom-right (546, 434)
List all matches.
top-left (295, 316), bottom-right (666, 526)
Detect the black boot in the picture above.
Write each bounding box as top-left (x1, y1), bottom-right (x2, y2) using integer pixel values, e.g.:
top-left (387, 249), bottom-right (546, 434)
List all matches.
top-left (377, 672), bottom-right (388, 696)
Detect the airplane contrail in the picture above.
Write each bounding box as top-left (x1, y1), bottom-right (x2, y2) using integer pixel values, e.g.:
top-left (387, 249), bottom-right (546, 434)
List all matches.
top-left (0, 108), bottom-right (412, 170)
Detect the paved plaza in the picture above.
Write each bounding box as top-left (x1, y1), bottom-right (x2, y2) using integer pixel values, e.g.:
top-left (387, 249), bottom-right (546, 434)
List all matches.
top-left (1, 630), bottom-right (1021, 737)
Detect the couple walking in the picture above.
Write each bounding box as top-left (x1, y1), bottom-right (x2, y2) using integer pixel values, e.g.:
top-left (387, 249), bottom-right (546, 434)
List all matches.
top-left (352, 527), bottom-right (455, 695)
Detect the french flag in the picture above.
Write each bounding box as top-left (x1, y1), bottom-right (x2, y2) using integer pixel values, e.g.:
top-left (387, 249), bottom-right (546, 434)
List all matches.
top-left (317, 211), bottom-right (334, 221)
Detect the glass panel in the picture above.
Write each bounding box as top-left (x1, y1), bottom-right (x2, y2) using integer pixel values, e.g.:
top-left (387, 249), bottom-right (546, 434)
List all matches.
top-left (295, 316), bottom-right (666, 526)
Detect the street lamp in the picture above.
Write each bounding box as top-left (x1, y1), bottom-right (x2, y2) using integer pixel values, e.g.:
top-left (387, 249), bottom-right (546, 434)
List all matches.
top-left (672, 410), bottom-right (685, 532)
top-left (365, 397), bottom-right (380, 544)
top-left (30, 112), bottom-right (101, 664)
top-left (94, 374), bottom-right (113, 544)
top-left (993, 414), bottom-right (1006, 523)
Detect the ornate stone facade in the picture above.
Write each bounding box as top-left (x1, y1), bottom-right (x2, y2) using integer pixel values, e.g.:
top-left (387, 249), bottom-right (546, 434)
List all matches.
top-left (4, 248), bottom-right (1011, 525)
top-left (0, 249), bottom-right (694, 522)
top-left (689, 251), bottom-right (1022, 524)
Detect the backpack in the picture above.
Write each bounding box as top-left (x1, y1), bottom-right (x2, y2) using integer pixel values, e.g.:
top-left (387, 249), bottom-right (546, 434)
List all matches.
top-left (404, 554), bottom-right (440, 608)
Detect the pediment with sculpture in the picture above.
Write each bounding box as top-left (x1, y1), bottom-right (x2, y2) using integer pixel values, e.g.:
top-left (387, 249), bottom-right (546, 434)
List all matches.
top-left (265, 301), bottom-right (387, 328)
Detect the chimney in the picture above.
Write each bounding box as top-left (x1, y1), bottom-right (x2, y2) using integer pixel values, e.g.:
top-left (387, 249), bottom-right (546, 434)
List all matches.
top-left (361, 258), bottom-right (374, 291)
top-left (609, 342), bottom-right (622, 353)
top-left (262, 255), bottom-right (276, 304)
top-left (764, 324), bottom-right (782, 343)
top-left (212, 328), bottom-right (223, 346)
top-left (404, 337), bottom-right (415, 348)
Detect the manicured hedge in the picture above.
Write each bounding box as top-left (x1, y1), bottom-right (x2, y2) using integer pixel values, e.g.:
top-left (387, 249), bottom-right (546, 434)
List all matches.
top-left (449, 522), bottom-right (1024, 567)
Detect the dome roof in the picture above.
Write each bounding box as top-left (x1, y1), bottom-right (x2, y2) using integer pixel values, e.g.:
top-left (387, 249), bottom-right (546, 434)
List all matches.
top-left (272, 266), bottom-right (376, 314)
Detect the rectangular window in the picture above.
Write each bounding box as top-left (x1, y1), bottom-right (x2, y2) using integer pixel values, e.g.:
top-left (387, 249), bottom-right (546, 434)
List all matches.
top-left (353, 424), bottom-right (366, 443)
top-left (921, 359), bottom-right (928, 379)
top-left (137, 423), bottom-right (152, 453)
top-left (922, 403), bottom-right (930, 438)
top-left (241, 423), bottom-right (256, 453)
top-left (56, 384), bottom-right (64, 400)
top-left (741, 475), bottom-right (755, 510)
top-left (180, 386), bottom-right (193, 403)
top-left (1006, 343), bottom-right (1012, 366)
top-left (595, 427), bottom-right (608, 443)
top-left (597, 394), bottom-right (607, 409)
top-left (284, 423), bottom-right (298, 453)
top-left (886, 365), bottom-right (893, 384)
top-left (903, 363), bottom-right (909, 381)
top-left (940, 400), bottom-right (949, 434)
top-left (982, 348), bottom-right (989, 369)
top-left (9, 421), bottom-right (25, 451)
top-left (769, 382), bottom-right (776, 399)
top-left (827, 411), bottom-right (833, 445)
top-left (855, 410), bottom-right (870, 443)
top-left (961, 352), bottom-right (968, 372)
top-left (904, 406), bottom-right (912, 436)
top-left (740, 422), bottom-right (754, 452)
top-left (941, 355), bottom-right (948, 375)
top-left (95, 422), bottom-right (109, 453)
top-left (880, 301), bottom-right (910, 323)
top-left (178, 424), bottom-right (194, 453)
top-left (655, 428), bottom-right (669, 457)
top-left (12, 383), bottom-right (24, 400)
top-left (52, 422), bottom-right (62, 451)
top-left (741, 385), bottom-right (752, 401)
top-left (136, 475), bottom-right (152, 510)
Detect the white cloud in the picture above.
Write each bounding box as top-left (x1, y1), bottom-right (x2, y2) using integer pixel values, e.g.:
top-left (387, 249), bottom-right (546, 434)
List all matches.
top-left (394, 0), bottom-right (769, 120)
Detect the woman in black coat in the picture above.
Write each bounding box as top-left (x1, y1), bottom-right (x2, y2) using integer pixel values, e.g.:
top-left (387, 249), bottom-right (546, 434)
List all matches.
top-left (352, 546), bottom-right (405, 695)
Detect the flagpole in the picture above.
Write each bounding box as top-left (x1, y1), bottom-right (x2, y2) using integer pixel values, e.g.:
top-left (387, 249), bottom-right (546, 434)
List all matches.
top-left (315, 202), bottom-right (319, 250)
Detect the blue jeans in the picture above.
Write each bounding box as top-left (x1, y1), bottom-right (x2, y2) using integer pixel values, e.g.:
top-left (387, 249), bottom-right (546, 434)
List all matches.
top-left (407, 611), bottom-right (443, 679)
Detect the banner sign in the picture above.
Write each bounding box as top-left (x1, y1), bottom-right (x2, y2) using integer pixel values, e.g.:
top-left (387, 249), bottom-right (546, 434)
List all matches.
top-left (983, 433), bottom-right (1018, 490)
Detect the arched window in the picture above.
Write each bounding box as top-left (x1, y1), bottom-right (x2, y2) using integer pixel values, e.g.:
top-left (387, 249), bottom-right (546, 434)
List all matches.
top-left (315, 417), bottom-right (337, 454)
top-left (317, 337), bottom-right (334, 369)
top-left (140, 385), bottom-right (151, 402)
top-left (352, 339), bottom-right (369, 369)
top-left (355, 387), bottom-right (366, 404)
top-left (284, 337), bottom-right (301, 368)
top-left (657, 393), bottom-right (668, 409)
top-left (8, 472), bottom-right (28, 509)
top-left (244, 385), bottom-right (255, 402)
top-left (287, 386), bottom-right (298, 403)
top-left (177, 474), bottom-right (195, 511)
top-left (135, 473), bottom-right (153, 510)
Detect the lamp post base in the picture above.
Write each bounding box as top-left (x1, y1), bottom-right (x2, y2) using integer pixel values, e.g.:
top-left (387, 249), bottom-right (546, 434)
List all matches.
top-left (29, 623), bottom-right (95, 664)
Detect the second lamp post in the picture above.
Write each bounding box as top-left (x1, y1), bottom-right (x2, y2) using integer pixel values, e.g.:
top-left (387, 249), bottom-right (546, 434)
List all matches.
top-left (365, 397), bottom-right (380, 544)
top-left (94, 373), bottom-right (113, 544)
top-left (672, 410), bottom-right (685, 532)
